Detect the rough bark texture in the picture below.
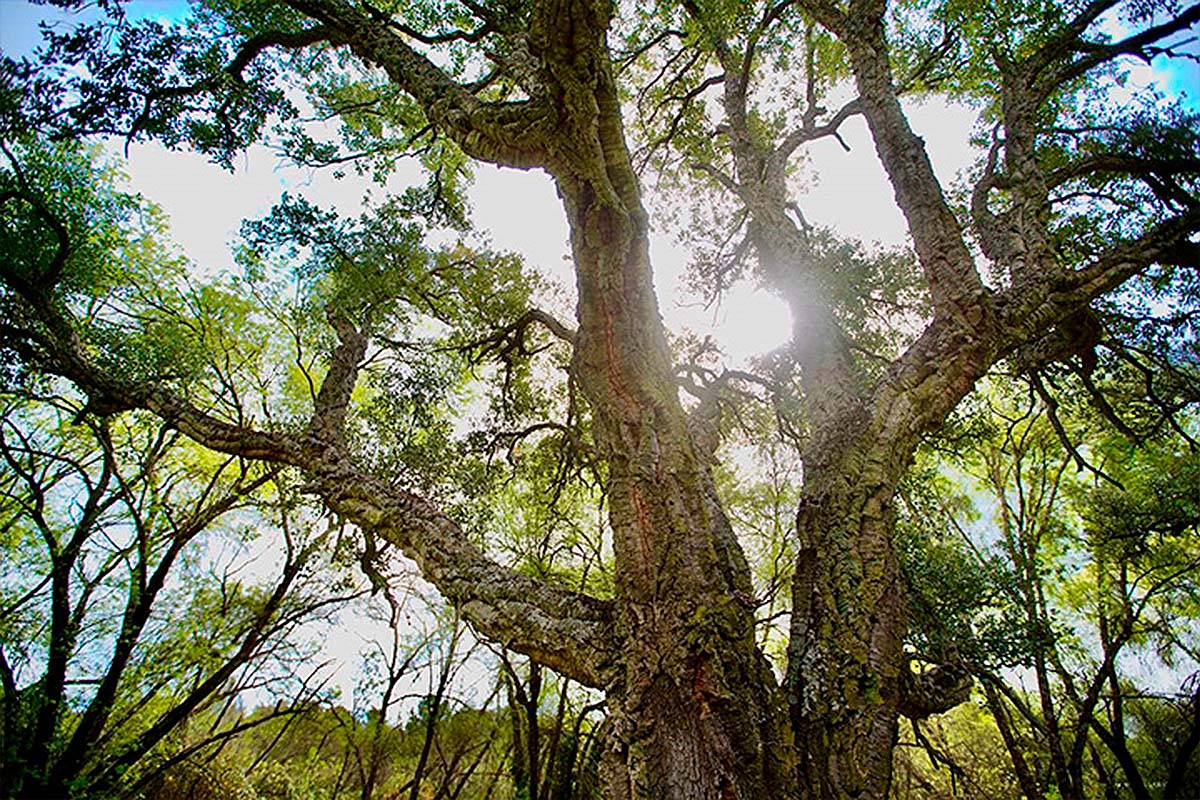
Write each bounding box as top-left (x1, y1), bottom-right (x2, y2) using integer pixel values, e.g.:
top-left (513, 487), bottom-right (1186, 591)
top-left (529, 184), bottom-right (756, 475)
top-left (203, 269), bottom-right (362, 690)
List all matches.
top-left (527, 4), bottom-right (795, 795)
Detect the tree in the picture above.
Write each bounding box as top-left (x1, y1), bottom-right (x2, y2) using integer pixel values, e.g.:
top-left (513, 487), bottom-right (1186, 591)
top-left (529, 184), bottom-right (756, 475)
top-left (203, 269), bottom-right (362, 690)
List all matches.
top-left (222, 593), bottom-right (514, 800)
top-left (2, 0), bottom-right (1198, 797)
top-left (500, 649), bottom-right (607, 800)
top-left (898, 386), bottom-right (1200, 799)
top-left (0, 141), bottom-right (366, 799)
top-left (0, 387), bottom-right (356, 799)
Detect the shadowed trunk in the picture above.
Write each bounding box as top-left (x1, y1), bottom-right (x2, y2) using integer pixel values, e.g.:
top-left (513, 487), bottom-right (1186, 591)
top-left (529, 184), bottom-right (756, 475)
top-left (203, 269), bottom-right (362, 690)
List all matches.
top-left (555, 162), bottom-right (796, 800)
top-left (787, 453), bottom-right (906, 800)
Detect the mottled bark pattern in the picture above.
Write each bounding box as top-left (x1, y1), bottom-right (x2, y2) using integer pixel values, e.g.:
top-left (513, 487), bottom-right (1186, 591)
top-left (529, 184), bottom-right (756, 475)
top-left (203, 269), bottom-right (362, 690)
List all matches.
top-left (532, 4), bottom-right (795, 795)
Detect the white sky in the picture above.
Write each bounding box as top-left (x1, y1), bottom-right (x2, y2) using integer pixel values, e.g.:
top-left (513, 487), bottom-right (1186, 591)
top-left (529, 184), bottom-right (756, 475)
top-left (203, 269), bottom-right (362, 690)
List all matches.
top-left (116, 97), bottom-right (981, 367)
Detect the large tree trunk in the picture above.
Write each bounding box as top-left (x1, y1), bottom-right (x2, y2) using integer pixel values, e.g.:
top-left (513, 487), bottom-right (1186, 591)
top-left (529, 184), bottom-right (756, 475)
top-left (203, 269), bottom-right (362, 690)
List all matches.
top-left (721, 121), bottom-right (910, 798)
top-left (787, 452), bottom-right (906, 799)
top-left (517, 3), bottom-right (799, 795)
top-left (553, 160), bottom-right (795, 799)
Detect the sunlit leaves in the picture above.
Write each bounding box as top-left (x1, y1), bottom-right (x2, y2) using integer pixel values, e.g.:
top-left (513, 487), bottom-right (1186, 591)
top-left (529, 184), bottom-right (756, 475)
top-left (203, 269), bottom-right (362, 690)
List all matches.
top-left (898, 461), bottom-right (1035, 668)
top-left (2, 2), bottom-right (298, 165)
top-left (234, 183), bottom-right (603, 581)
top-left (236, 189), bottom-right (542, 471)
top-left (1084, 439), bottom-right (1200, 569)
top-left (0, 138), bottom-right (230, 394)
top-left (239, 192), bottom-right (529, 339)
top-left (789, 230), bottom-right (929, 361)
top-left (903, 379), bottom-right (1200, 684)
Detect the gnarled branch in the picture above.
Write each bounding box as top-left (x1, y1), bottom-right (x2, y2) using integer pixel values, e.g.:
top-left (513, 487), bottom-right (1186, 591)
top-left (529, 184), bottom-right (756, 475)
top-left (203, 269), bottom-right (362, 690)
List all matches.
top-left (0, 271), bottom-right (616, 688)
top-left (283, 0), bottom-right (553, 169)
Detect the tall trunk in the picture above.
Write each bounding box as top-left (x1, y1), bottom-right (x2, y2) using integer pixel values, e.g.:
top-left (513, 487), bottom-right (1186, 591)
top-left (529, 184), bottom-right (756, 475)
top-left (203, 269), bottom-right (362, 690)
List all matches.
top-left (522, 3), bottom-right (797, 794)
top-left (770, 23), bottom-right (999, 789)
top-left (1022, 548), bottom-right (1075, 799)
top-left (787, 448), bottom-right (906, 800)
top-left (559, 177), bottom-right (795, 798)
top-left (729, 133), bottom-right (907, 798)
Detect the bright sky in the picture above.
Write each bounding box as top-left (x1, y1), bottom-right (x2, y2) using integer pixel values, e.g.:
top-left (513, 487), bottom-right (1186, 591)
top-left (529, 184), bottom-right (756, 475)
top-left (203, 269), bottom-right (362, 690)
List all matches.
top-left (0, 0), bottom-right (986, 367)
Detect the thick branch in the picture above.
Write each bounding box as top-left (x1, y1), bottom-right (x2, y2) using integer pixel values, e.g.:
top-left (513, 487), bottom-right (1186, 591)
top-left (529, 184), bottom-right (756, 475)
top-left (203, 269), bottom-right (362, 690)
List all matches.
top-left (1046, 153), bottom-right (1200, 194)
top-left (315, 467), bottom-right (615, 687)
top-left (839, 14), bottom-right (990, 327)
top-left (1025, 0), bottom-right (1119, 78)
top-left (1052, 209), bottom-right (1200, 306)
top-left (308, 310), bottom-right (368, 445)
top-left (0, 283), bottom-right (616, 688)
top-left (776, 98), bottom-right (861, 160)
top-left (283, 0), bottom-right (552, 169)
top-left (898, 662), bottom-right (973, 720)
top-left (870, 209), bottom-right (1198, 492)
top-left (468, 309), bottom-right (577, 377)
top-left (690, 160), bottom-right (743, 197)
top-left (226, 26), bottom-right (343, 78)
top-left (863, 211), bottom-right (1197, 482)
top-left (122, 25), bottom-right (346, 145)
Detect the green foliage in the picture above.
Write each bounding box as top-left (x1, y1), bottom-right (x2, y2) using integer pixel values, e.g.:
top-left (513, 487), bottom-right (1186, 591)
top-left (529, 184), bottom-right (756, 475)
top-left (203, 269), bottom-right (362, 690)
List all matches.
top-left (190, 693), bottom-right (555, 800)
top-left (776, 230), bottom-right (930, 366)
top-left (0, 137), bottom-right (271, 393)
top-left (1, 0), bottom-right (301, 164)
top-left (892, 702), bottom-right (1024, 799)
top-left (0, 140), bottom-right (380, 791)
top-left (1085, 440), bottom-right (1200, 551)
top-left (0, 137), bottom-right (136, 296)
top-left (0, 390), bottom-right (357, 798)
top-left (900, 377), bottom-right (1200, 798)
top-left (238, 190), bottom-right (534, 350)
top-left (712, 435), bottom-right (800, 662)
top-left (898, 462), bottom-right (1034, 668)
top-left (1125, 686), bottom-right (1200, 799)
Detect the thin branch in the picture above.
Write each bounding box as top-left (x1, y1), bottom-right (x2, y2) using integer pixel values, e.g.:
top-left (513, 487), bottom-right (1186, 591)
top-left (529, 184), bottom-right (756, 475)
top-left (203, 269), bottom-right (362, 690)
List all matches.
top-left (1028, 371), bottom-right (1123, 488)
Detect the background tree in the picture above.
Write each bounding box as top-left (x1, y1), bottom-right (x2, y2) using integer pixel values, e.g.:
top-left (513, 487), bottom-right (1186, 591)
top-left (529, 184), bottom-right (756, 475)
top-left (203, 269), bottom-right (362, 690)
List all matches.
top-left (0, 139), bottom-right (367, 799)
top-left (899, 386), bottom-right (1200, 799)
top-left (0, 387), bottom-right (357, 799)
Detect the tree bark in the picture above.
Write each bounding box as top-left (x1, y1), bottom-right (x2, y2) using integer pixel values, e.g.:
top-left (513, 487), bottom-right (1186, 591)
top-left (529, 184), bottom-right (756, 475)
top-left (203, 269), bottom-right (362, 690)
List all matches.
top-left (553, 71), bottom-right (795, 800)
